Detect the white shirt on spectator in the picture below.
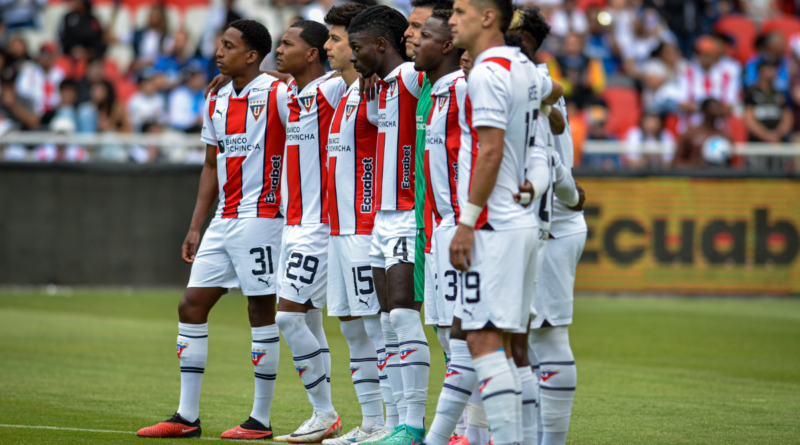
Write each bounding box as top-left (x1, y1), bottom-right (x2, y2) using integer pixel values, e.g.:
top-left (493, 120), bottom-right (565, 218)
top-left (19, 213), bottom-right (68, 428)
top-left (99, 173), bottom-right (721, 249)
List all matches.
top-left (624, 127), bottom-right (676, 164)
top-left (641, 57), bottom-right (687, 111)
top-left (550, 7), bottom-right (588, 37)
top-left (168, 86), bottom-right (203, 130)
top-left (16, 61), bottom-right (65, 115)
top-left (128, 92), bottom-right (166, 131)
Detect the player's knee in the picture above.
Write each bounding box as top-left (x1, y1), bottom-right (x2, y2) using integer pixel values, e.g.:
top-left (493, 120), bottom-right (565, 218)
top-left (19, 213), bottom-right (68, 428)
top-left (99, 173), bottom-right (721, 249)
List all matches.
top-left (178, 296), bottom-right (207, 324)
top-left (450, 318), bottom-right (467, 341)
top-left (530, 326), bottom-right (573, 362)
top-left (510, 333), bottom-right (530, 367)
top-left (247, 297), bottom-right (275, 326)
top-left (274, 310), bottom-right (303, 333)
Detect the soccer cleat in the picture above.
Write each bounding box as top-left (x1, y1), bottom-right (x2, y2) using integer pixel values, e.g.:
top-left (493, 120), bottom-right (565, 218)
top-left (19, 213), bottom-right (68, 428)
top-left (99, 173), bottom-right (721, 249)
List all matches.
top-left (447, 435), bottom-right (465, 445)
top-left (281, 411), bottom-right (342, 443)
top-left (321, 426), bottom-right (372, 445)
top-left (220, 416), bottom-right (273, 440)
top-left (371, 425), bottom-right (425, 445)
top-left (359, 426), bottom-right (396, 445)
top-left (136, 412), bottom-right (201, 438)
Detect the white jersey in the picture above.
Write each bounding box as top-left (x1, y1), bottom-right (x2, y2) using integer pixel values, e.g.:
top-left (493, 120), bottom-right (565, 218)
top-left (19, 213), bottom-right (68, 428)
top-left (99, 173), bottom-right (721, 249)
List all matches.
top-left (425, 70), bottom-right (466, 228)
top-left (458, 46), bottom-right (552, 231)
top-left (201, 73), bottom-right (289, 219)
top-left (282, 75), bottom-right (347, 225)
top-left (370, 61), bottom-right (424, 211)
top-left (530, 110), bottom-right (555, 234)
top-left (536, 63), bottom-right (587, 239)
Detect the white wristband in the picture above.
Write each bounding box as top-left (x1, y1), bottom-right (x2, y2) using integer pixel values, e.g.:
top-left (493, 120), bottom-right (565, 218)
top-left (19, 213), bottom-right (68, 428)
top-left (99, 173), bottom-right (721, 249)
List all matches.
top-left (518, 192), bottom-right (532, 205)
top-left (459, 202), bottom-right (483, 228)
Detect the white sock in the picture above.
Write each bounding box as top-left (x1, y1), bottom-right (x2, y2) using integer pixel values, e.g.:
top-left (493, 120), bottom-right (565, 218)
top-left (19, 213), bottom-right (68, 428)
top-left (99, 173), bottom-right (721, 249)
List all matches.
top-left (507, 358), bottom-right (523, 443)
top-left (531, 327), bottom-right (576, 445)
top-left (466, 387), bottom-right (489, 445)
top-left (177, 322), bottom-right (208, 423)
top-left (426, 339), bottom-right (476, 445)
top-left (473, 351), bottom-right (519, 445)
top-left (456, 408), bottom-right (466, 436)
top-left (341, 319), bottom-right (383, 426)
top-left (518, 366), bottom-right (537, 445)
top-left (306, 309), bottom-right (331, 383)
top-left (437, 327), bottom-right (451, 362)
top-left (364, 314), bottom-right (395, 429)
top-left (390, 308), bottom-right (430, 429)
top-left (276, 311), bottom-right (334, 412)
top-left (250, 324), bottom-right (279, 427)
top-left (529, 353), bottom-right (543, 445)
top-left (382, 312), bottom-right (406, 424)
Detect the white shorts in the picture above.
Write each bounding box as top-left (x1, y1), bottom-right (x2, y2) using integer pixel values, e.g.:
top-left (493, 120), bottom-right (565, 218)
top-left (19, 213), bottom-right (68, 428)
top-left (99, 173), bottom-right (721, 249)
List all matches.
top-left (327, 234), bottom-right (380, 317)
top-left (531, 231), bottom-right (586, 329)
top-left (277, 223), bottom-right (329, 309)
top-left (423, 251), bottom-right (438, 325)
top-left (455, 227), bottom-right (540, 334)
top-left (433, 225), bottom-right (459, 327)
top-left (370, 210), bottom-right (416, 269)
top-left (188, 218), bottom-right (283, 296)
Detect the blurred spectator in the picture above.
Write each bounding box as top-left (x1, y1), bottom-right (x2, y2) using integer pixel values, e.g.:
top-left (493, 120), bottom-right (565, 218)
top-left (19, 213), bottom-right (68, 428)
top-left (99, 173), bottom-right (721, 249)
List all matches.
top-left (16, 42), bottom-right (65, 121)
top-left (0, 0), bottom-right (46, 30)
top-left (744, 59), bottom-right (793, 142)
top-left (553, 32), bottom-right (605, 108)
top-left (77, 80), bottom-right (130, 133)
top-left (646, 0), bottom-right (708, 58)
top-left (5, 35), bottom-right (29, 70)
top-left (52, 79), bottom-right (79, 129)
top-left (550, 0), bottom-right (588, 38)
top-left (623, 112), bottom-right (676, 168)
top-left (744, 32), bottom-right (790, 94)
top-left (0, 66), bottom-right (39, 130)
top-left (200, 0), bottom-right (244, 60)
top-left (673, 98), bottom-right (731, 168)
top-left (640, 41), bottom-right (687, 113)
top-left (58, 0), bottom-right (105, 60)
top-left (582, 103), bottom-right (621, 170)
top-left (130, 4), bottom-right (171, 74)
top-left (129, 121), bottom-right (167, 164)
top-left (154, 29), bottom-right (208, 91)
top-left (168, 63), bottom-right (206, 132)
top-left (584, 6), bottom-right (621, 75)
top-left (127, 72), bottom-right (165, 131)
top-left (679, 35), bottom-right (741, 122)
top-left (34, 117), bottom-right (87, 162)
top-left (76, 58), bottom-right (105, 104)
top-left (620, 8), bottom-right (667, 76)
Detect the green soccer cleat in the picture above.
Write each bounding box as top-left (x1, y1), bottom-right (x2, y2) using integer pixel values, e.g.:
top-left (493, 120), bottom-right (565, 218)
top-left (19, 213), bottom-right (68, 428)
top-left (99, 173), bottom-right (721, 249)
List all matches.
top-left (372, 425), bottom-right (425, 445)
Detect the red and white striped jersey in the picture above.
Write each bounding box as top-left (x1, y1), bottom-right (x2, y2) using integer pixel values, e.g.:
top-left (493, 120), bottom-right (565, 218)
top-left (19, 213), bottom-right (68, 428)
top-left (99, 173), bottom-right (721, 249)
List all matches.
top-left (281, 75), bottom-right (347, 226)
top-left (327, 81), bottom-right (379, 236)
top-left (458, 46), bottom-right (553, 231)
top-left (201, 73), bottom-right (288, 219)
top-left (424, 70), bottom-right (466, 229)
top-left (368, 62), bottom-right (424, 211)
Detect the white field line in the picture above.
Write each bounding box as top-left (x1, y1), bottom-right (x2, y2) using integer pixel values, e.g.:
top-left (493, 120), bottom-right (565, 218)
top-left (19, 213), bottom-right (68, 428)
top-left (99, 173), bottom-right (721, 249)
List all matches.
top-left (0, 424), bottom-right (264, 441)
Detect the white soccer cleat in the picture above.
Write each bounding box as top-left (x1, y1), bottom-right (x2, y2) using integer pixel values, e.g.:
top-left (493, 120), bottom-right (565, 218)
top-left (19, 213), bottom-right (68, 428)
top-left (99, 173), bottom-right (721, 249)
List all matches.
top-left (359, 426), bottom-right (395, 445)
top-left (321, 426), bottom-right (372, 445)
top-left (285, 410), bottom-right (342, 444)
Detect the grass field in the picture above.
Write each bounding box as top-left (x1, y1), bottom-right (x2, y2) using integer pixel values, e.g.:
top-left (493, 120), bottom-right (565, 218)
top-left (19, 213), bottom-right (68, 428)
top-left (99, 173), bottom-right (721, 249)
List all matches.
top-left (1, 290), bottom-right (799, 445)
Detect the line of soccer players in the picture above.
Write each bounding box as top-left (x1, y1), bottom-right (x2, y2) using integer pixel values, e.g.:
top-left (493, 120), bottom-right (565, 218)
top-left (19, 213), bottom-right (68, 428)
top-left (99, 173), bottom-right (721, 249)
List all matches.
top-left (136, 2), bottom-right (587, 445)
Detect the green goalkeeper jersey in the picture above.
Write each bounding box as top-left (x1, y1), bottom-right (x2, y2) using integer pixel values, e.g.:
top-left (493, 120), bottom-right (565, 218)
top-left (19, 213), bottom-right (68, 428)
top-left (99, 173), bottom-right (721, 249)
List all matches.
top-left (413, 75), bottom-right (432, 302)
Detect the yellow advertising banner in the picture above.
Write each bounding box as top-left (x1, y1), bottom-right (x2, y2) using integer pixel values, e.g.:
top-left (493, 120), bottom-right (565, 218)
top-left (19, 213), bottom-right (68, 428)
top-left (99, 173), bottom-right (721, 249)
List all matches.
top-left (575, 177), bottom-right (800, 295)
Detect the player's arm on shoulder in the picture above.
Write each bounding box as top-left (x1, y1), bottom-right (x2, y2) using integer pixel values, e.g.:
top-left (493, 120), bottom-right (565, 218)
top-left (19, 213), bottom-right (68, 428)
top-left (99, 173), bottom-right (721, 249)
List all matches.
top-left (320, 77), bottom-right (347, 110)
top-left (183, 145), bottom-right (219, 263)
top-left (276, 83), bottom-right (290, 128)
top-left (542, 76), bottom-right (564, 106)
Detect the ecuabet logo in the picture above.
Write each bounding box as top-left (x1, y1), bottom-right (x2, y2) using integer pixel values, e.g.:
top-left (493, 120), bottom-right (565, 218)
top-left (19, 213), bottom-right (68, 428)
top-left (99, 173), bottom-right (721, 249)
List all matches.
top-left (251, 350), bottom-right (266, 366)
top-left (400, 347), bottom-right (418, 360)
top-left (350, 366), bottom-right (360, 377)
top-left (540, 370), bottom-right (559, 382)
top-left (478, 378), bottom-right (491, 393)
top-left (296, 365), bottom-right (308, 377)
top-left (177, 342), bottom-right (188, 358)
top-left (445, 367), bottom-right (461, 378)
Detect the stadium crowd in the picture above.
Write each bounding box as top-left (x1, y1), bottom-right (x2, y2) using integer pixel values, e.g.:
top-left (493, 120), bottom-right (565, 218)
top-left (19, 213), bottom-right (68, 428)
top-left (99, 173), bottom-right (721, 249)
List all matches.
top-left (1, 0), bottom-right (800, 169)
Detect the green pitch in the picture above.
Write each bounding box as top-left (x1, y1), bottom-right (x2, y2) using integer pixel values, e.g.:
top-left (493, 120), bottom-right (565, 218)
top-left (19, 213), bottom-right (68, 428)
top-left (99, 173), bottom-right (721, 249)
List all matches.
top-left (1, 291), bottom-right (798, 444)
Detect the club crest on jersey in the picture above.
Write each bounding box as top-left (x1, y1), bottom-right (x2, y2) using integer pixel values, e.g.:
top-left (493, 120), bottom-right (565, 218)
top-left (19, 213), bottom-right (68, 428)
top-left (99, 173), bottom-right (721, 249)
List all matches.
top-left (377, 358), bottom-right (387, 371)
top-left (400, 347), bottom-right (418, 360)
top-left (437, 96), bottom-right (448, 112)
top-left (345, 103), bottom-right (357, 119)
top-left (251, 350), bottom-right (266, 366)
top-left (249, 102), bottom-right (266, 121)
top-left (350, 366), bottom-right (360, 377)
top-left (296, 365), bottom-right (308, 377)
top-left (540, 370), bottom-right (559, 382)
top-left (445, 367), bottom-right (462, 378)
top-left (300, 96), bottom-right (314, 113)
top-left (177, 342), bottom-right (188, 357)
top-left (388, 79), bottom-right (397, 97)
top-left (478, 378), bottom-right (492, 393)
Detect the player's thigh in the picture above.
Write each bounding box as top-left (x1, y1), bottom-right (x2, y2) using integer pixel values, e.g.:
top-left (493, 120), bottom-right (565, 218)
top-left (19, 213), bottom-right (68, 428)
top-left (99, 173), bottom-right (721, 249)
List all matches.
top-left (278, 223), bottom-right (329, 309)
top-left (226, 218), bottom-right (283, 297)
top-left (187, 219), bottom-right (239, 291)
top-left (434, 226), bottom-right (459, 327)
top-left (328, 235), bottom-right (379, 317)
top-left (457, 227), bottom-right (539, 334)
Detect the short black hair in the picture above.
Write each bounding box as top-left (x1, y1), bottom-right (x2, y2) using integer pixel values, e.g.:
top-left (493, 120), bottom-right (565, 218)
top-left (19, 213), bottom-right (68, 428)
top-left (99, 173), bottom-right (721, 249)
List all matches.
top-left (410, 0), bottom-right (454, 10)
top-left (504, 33), bottom-right (531, 59)
top-left (230, 19), bottom-right (272, 59)
top-left (700, 97), bottom-right (720, 112)
top-left (349, 5), bottom-right (410, 60)
top-left (429, 9), bottom-right (465, 56)
top-left (325, 2), bottom-right (370, 30)
top-left (509, 6), bottom-right (550, 52)
top-left (59, 79), bottom-right (78, 91)
top-left (290, 20), bottom-right (330, 63)
top-left (472, 0), bottom-right (513, 33)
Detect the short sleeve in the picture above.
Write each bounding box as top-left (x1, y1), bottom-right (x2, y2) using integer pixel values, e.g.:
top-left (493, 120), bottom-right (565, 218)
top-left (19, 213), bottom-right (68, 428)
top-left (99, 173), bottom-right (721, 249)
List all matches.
top-left (400, 62), bottom-right (424, 99)
top-left (200, 94), bottom-right (217, 146)
top-left (467, 64), bottom-right (509, 130)
top-left (319, 77), bottom-right (347, 111)
top-left (539, 71), bottom-right (553, 102)
top-left (275, 83), bottom-right (290, 128)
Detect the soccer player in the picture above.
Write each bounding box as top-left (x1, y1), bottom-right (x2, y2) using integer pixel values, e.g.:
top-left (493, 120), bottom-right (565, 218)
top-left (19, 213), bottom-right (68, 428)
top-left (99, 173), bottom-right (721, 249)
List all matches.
top-left (509, 8), bottom-right (587, 445)
top-left (136, 20), bottom-right (287, 440)
top-left (321, 4), bottom-right (397, 445)
top-left (448, 2), bottom-right (563, 445)
top-left (271, 20), bottom-right (348, 443)
top-left (348, 6), bottom-right (430, 445)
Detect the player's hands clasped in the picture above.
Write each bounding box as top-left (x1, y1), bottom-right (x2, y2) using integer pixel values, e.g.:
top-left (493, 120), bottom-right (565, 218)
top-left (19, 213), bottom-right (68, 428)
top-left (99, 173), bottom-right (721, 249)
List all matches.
top-left (449, 225), bottom-right (475, 272)
top-left (513, 180), bottom-right (535, 207)
top-left (359, 74), bottom-right (380, 101)
top-left (568, 181), bottom-right (586, 211)
top-left (182, 230), bottom-right (201, 263)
